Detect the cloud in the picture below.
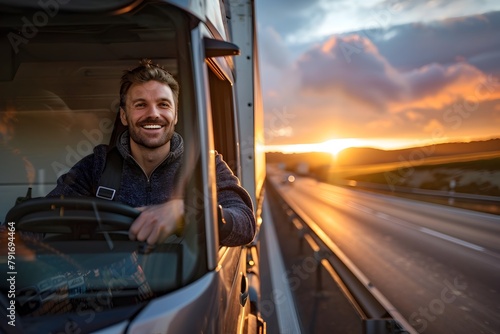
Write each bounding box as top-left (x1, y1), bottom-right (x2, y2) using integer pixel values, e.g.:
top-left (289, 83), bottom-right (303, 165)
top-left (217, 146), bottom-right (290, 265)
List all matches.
top-left (257, 5), bottom-right (500, 145)
top-left (257, 0), bottom-right (500, 45)
top-left (297, 35), bottom-right (406, 111)
top-left (296, 31), bottom-right (500, 111)
top-left (396, 62), bottom-right (498, 111)
top-left (469, 50), bottom-right (500, 74)
top-left (258, 26), bottom-right (290, 70)
top-left (423, 118), bottom-right (445, 134)
top-left (369, 11), bottom-right (500, 72)
top-left (264, 32), bottom-right (500, 143)
top-left (255, 0), bottom-right (326, 43)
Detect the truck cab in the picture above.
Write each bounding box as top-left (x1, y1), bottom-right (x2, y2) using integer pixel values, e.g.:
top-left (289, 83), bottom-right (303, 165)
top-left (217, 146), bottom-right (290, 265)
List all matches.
top-left (0, 0), bottom-right (266, 333)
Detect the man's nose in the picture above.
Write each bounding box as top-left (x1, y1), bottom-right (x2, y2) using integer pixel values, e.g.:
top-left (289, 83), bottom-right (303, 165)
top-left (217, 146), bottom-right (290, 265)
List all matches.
top-left (147, 105), bottom-right (161, 118)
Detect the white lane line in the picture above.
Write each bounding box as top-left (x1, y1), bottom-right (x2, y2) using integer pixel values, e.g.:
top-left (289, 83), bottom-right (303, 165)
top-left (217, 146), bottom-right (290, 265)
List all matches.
top-left (419, 227), bottom-right (485, 252)
top-left (375, 212), bottom-right (390, 219)
top-left (317, 190), bottom-right (490, 255)
top-left (345, 199), bottom-right (487, 253)
top-left (345, 201), bottom-right (374, 214)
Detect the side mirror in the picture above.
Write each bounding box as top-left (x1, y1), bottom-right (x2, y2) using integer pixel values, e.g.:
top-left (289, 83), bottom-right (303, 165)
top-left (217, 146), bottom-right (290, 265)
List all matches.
top-left (204, 37), bottom-right (240, 58)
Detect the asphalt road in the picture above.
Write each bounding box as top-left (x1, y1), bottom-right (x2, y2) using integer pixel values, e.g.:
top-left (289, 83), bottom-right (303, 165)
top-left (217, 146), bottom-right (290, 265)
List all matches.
top-left (270, 174), bottom-right (500, 334)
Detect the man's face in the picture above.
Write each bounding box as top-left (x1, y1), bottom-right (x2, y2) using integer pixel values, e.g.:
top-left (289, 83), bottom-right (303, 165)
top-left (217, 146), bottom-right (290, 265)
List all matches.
top-left (120, 80), bottom-right (178, 150)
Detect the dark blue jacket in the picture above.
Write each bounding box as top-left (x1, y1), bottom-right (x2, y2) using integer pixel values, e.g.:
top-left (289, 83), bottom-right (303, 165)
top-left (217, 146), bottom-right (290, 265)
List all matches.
top-left (48, 131), bottom-right (255, 246)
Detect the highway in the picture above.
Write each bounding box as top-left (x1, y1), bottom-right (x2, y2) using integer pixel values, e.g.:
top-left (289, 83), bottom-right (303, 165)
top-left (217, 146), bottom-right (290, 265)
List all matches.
top-left (268, 173), bottom-right (500, 334)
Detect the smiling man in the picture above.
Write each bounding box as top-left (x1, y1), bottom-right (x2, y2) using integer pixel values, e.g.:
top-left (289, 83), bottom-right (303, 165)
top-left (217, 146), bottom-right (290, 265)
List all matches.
top-left (48, 59), bottom-right (256, 247)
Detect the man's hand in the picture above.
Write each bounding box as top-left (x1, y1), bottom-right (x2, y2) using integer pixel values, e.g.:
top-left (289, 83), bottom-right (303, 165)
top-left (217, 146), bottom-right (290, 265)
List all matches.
top-left (129, 199), bottom-right (184, 245)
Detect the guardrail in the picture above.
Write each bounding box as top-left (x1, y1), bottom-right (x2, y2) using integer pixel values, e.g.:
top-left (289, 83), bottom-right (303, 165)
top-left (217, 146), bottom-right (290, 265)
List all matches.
top-left (345, 180), bottom-right (500, 202)
top-left (267, 179), bottom-right (417, 334)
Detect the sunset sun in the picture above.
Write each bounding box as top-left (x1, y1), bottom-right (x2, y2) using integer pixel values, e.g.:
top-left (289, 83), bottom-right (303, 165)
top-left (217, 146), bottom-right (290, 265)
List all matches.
top-left (317, 138), bottom-right (361, 156)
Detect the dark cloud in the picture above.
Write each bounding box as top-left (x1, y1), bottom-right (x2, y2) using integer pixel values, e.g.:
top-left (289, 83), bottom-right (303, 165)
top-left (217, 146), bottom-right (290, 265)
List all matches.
top-left (297, 35), bottom-right (405, 110)
top-left (469, 50), bottom-right (500, 74)
top-left (403, 62), bottom-right (487, 102)
top-left (258, 26), bottom-right (290, 69)
top-left (255, 0), bottom-right (328, 41)
top-left (366, 11), bottom-right (500, 72)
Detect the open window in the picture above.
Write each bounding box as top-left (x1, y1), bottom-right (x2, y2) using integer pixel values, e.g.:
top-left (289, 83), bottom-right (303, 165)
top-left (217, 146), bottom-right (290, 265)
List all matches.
top-left (0, 3), bottom-right (208, 331)
top-left (207, 65), bottom-right (240, 177)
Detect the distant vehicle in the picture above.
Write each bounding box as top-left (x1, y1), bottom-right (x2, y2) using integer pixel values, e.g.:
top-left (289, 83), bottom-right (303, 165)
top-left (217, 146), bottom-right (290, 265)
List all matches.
top-left (0, 0), bottom-right (266, 333)
top-left (282, 174), bottom-right (296, 184)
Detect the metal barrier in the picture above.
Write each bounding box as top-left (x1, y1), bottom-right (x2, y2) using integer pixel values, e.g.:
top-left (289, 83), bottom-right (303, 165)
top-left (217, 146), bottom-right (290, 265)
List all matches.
top-left (267, 179), bottom-right (418, 334)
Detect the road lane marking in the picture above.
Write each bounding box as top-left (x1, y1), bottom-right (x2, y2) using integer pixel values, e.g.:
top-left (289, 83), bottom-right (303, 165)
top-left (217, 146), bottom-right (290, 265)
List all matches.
top-left (345, 201), bottom-right (374, 214)
top-left (307, 187), bottom-right (493, 256)
top-left (346, 200), bottom-right (488, 254)
top-left (375, 212), bottom-right (390, 219)
top-left (419, 227), bottom-right (485, 252)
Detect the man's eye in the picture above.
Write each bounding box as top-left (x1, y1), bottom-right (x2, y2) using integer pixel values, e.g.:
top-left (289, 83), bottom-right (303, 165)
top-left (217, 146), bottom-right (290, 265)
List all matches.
top-left (134, 103), bottom-right (146, 108)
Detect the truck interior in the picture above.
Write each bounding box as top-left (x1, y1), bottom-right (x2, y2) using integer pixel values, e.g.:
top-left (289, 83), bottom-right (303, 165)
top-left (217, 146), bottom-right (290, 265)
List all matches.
top-left (0, 3), bottom-right (217, 332)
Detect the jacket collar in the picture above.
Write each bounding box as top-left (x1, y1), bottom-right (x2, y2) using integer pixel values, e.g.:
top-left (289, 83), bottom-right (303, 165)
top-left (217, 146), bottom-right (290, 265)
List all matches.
top-left (116, 130), bottom-right (184, 163)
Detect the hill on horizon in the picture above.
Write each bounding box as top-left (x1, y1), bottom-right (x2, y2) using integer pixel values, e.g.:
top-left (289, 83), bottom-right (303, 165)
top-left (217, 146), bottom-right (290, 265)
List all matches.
top-left (335, 138), bottom-right (500, 166)
top-left (266, 138), bottom-right (500, 168)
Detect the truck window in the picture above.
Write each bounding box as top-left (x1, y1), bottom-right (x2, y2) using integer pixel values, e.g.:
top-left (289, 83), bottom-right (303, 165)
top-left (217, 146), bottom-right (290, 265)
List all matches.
top-left (0, 3), bottom-right (208, 331)
top-left (207, 67), bottom-right (240, 176)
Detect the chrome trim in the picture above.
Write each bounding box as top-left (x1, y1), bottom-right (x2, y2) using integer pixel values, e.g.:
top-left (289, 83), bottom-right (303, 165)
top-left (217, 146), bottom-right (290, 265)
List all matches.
top-left (191, 26), bottom-right (218, 270)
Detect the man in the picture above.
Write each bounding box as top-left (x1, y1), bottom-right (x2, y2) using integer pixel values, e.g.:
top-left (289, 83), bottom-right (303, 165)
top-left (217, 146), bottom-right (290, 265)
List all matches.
top-left (48, 59), bottom-right (255, 247)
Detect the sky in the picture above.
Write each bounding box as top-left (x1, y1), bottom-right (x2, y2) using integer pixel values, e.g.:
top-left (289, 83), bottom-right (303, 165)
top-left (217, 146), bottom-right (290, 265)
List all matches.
top-left (254, 0), bottom-right (500, 152)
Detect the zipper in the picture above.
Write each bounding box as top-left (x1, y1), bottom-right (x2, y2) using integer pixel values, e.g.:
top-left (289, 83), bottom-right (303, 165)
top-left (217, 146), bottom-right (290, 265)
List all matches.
top-left (128, 154), bottom-right (170, 204)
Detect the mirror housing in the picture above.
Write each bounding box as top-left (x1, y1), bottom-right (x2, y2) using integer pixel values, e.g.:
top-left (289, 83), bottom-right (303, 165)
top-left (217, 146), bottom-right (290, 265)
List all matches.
top-left (204, 37), bottom-right (240, 58)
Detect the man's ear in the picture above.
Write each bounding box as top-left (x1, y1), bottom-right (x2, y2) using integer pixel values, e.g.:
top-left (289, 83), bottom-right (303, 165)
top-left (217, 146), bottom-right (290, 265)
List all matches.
top-left (120, 107), bottom-right (128, 126)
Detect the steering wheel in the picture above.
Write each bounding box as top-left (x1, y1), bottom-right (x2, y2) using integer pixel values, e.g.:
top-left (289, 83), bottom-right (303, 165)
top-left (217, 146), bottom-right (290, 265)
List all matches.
top-left (4, 197), bottom-right (140, 235)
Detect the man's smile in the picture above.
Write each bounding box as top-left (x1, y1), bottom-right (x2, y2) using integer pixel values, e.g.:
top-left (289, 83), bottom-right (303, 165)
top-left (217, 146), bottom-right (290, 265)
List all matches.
top-left (142, 124), bottom-right (163, 129)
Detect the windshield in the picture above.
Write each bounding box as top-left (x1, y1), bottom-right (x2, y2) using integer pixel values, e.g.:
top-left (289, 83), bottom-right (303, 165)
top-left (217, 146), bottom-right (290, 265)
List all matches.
top-left (0, 3), bottom-right (207, 332)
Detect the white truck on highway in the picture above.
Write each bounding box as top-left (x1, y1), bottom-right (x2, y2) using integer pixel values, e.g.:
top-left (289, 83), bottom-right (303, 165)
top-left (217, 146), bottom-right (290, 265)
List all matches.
top-left (0, 0), bottom-right (266, 333)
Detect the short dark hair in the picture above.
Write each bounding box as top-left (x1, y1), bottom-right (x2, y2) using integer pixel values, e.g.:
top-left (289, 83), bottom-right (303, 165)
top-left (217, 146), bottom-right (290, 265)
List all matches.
top-left (119, 59), bottom-right (179, 110)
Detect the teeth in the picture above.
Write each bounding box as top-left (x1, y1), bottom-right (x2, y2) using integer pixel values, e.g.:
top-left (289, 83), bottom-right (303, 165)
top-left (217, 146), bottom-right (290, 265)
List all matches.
top-left (143, 125), bottom-right (162, 129)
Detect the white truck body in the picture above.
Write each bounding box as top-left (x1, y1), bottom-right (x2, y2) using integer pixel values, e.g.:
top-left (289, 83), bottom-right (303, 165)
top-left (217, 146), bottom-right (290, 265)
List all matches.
top-left (0, 0), bottom-right (266, 333)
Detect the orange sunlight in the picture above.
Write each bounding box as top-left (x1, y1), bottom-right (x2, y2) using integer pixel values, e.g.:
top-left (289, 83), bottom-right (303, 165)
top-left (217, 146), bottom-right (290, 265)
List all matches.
top-left (265, 138), bottom-right (363, 156)
top-left (265, 138), bottom-right (437, 155)
top-left (316, 138), bottom-right (362, 155)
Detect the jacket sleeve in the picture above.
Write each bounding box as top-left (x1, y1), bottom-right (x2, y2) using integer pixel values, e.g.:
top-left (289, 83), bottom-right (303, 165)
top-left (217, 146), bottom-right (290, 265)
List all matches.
top-left (47, 146), bottom-right (107, 198)
top-left (215, 153), bottom-right (256, 246)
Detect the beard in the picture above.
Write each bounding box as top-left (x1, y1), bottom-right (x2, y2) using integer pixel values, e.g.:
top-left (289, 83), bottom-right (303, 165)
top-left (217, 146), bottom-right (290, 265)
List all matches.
top-left (128, 120), bottom-right (175, 150)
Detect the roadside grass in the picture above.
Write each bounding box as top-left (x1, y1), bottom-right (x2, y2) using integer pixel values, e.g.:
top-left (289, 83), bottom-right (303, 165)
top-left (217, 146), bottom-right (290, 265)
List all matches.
top-left (343, 157), bottom-right (499, 194)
